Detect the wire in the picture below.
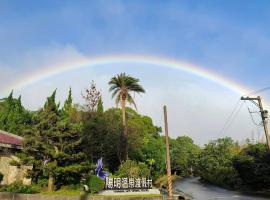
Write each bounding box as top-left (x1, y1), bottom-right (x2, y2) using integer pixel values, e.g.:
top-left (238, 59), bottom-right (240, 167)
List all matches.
top-left (222, 102), bottom-right (244, 135)
top-left (220, 100), bottom-right (243, 136)
top-left (244, 101), bottom-right (262, 127)
top-left (245, 86), bottom-right (270, 96)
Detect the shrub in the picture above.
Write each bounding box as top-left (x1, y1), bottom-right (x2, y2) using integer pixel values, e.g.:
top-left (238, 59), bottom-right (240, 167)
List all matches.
top-left (85, 175), bottom-right (104, 194)
top-left (233, 144), bottom-right (270, 189)
top-left (0, 181), bottom-right (40, 194)
top-left (116, 160), bottom-right (150, 178)
top-left (37, 178), bottom-right (48, 188)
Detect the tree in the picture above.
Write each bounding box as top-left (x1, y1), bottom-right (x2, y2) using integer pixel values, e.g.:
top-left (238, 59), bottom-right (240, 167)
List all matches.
top-left (81, 108), bottom-right (122, 172)
top-left (108, 73), bottom-right (145, 161)
top-left (18, 90), bottom-right (87, 191)
top-left (0, 91), bottom-right (32, 135)
top-left (97, 97), bottom-right (104, 114)
top-left (233, 143), bottom-right (270, 189)
top-left (197, 137), bottom-right (239, 188)
top-left (81, 81), bottom-right (101, 112)
top-left (170, 136), bottom-right (201, 177)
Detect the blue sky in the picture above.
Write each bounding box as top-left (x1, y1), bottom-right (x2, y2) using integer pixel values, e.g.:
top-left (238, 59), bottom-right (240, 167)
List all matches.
top-left (1, 1), bottom-right (270, 144)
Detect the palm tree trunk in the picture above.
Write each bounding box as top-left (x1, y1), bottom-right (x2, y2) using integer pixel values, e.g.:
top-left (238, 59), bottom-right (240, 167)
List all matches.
top-left (121, 98), bottom-right (128, 161)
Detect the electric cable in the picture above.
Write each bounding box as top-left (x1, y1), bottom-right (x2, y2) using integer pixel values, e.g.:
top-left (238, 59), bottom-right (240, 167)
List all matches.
top-left (244, 101), bottom-right (262, 127)
top-left (220, 101), bottom-right (244, 136)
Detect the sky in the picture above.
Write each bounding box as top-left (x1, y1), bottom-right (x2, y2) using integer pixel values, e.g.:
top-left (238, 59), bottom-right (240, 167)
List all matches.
top-left (1, 0), bottom-right (270, 145)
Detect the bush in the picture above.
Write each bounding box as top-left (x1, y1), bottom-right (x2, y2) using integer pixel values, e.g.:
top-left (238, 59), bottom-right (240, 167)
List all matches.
top-left (116, 160), bottom-right (150, 178)
top-left (0, 172), bottom-right (3, 183)
top-left (233, 144), bottom-right (270, 189)
top-left (37, 178), bottom-right (48, 188)
top-left (85, 175), bottom-right (104, 194)
top-left (0, 181), bottom-right (40, 194)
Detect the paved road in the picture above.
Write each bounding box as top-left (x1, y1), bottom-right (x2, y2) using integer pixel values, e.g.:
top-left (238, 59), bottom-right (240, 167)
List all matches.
top-left (174, 177), bottom-right (270, 200)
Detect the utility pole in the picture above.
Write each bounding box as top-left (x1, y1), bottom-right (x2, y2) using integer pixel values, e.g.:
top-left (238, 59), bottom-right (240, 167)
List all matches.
top-left (241, 96), bottom-right (270, 151)
top-left (163, 105), bottom-right (173, 199)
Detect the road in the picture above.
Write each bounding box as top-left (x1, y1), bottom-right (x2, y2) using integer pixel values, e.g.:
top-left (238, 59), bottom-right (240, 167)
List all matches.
top-left (174, 177), bottom-right (270, 200)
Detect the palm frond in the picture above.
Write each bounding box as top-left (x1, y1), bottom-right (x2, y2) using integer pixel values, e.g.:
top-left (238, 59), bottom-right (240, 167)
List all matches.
top-left (108, 73), bottom-right (145, 109)
top-left (115, 93), bottom-right (121, 107)
top-left (126, 92), bottom-right (137, 110)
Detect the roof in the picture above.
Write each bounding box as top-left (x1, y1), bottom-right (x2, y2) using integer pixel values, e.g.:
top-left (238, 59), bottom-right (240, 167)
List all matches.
top-left (0, 130), bottom-right (23, 149)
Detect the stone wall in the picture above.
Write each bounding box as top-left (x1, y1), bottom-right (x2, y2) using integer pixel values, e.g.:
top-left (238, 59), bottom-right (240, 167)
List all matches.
top-left (0, 192), bottom-right (164, 200)
top-left (0, 150), bottom-right (32, 185)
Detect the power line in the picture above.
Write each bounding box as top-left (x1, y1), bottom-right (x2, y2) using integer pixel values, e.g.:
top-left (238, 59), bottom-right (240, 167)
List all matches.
top-left (223, 102), bottom-right (244, 135)
top-left (244, 101), bottom-right (262, 127)
top-left (220, 100), bottom-right (244, 136)
top-left (246, 86), bottom-right (270, 96)
top-left (219, 100), bottom-right (241, 135)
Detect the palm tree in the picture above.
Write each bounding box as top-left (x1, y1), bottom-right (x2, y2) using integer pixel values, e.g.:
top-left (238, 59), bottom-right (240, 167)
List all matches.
top-left (108, 73), bottom-right (145, 161)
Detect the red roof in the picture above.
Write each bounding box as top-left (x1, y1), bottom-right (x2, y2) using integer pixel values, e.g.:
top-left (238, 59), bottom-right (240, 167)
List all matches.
top-left (0, 130), bottom-right (22, 147)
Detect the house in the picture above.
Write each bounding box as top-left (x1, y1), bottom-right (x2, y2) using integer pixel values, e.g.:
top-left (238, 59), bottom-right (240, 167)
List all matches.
top-left (0, 130), bottom-right (31, 185)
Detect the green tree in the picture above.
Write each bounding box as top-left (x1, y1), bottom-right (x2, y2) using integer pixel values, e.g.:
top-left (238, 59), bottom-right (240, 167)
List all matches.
top-left (0, 91), bottom-right (32, 135)
top-left (18, 90), bottom-right (87, 191)
top-left (197, 137), bottom-right (239, 188)
top-left (108, 73), bottom-right (145, 161)
top-left (97, 97), bottom-right (104, 114)
top-left (170, 136), bottom-right (201, 177)
top-left (81, 108), bottom-right (122, 171)
top-left (233, 143), bottom-right (270, 189)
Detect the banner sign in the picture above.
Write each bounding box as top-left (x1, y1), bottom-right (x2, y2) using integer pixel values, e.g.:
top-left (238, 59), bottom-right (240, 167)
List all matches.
top-left (105, 177), bottom-right (152, 191)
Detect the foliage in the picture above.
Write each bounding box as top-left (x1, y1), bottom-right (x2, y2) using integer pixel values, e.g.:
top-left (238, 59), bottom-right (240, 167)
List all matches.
top-left (197, 137), bottom-right (240, 188)
top-left (85, 175), bottom-right (105, 194)
top-left (2, 82), bottom-right (270, 193)
top-left (82, 80), bottom-right (101, 112)
top-left (116, 160), bottom-right (150, 178)
top-left (233, 143), bottom-right (270, 189)
top-left (17, 90), bottom-right (87, 191)
top-left (81, 107), bottom-right (164, 175)
top-left (0, 91), bottom-right (32, 135)
top-left (108, 73), bottom-right (145, 161)
top-left (0, 181), bottom-right (40, 194)
top-left (170, 136), bottom-right (201, 177)
top-left (108, 73), bottom-right (145, 109)
top-left (97, 97), bottom-right (104, 114)
top-left (37, 178), bottom-right (48, 188)
top-left (81, 109), bottom-right (122, 171)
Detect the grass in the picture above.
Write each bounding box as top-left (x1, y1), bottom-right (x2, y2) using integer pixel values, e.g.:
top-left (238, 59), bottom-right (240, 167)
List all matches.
top-left (40, 189), bottom-right (82, 196)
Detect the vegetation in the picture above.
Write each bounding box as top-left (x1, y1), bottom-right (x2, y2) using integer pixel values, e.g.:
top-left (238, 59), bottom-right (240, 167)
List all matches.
top-left (116, 160), bottom-right (150, 178)
top-left (85, 175), bottom-right (105, 194)
top-left (233, 143), bottom-right (270, 190)
top-left (197, 138), bottom-right (270, 193)
top-left (0, 73), bottom-right (269, 195)
top-left (171, 136), bottom-right (200, 177)
top-left (108, 73), bottom-right (145, 161)
top-left (0, 91), bottom-right (32, 135)
top-left (16, 89), bottom-right (88, 192)
top-left (0, 181), bottom-right (40, 194)
top-left (197, 137), bottom-right (240, 189)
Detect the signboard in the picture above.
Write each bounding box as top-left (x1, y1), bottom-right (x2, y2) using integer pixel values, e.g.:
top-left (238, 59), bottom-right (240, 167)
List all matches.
top-left (105, 177), bottom-right (152, 192)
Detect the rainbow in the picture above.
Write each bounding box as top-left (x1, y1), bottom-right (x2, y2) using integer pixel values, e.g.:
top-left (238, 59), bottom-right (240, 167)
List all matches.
top-left (3, 54), bottom-right (251, 95)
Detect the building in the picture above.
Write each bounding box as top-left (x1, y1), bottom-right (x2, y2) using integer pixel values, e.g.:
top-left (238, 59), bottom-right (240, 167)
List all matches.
top-left (0, 130), bottom-right (31, 185)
